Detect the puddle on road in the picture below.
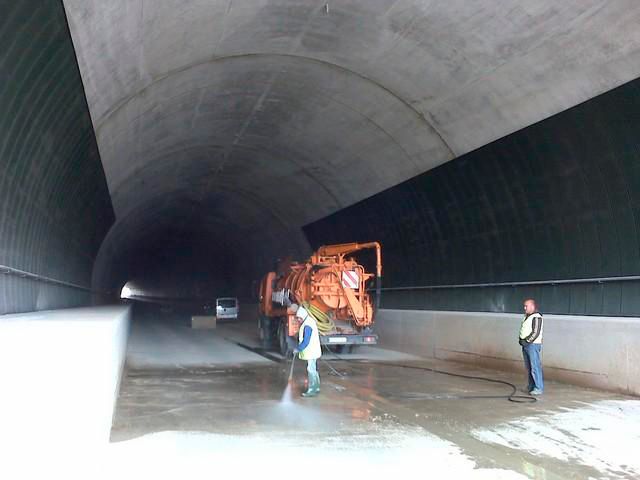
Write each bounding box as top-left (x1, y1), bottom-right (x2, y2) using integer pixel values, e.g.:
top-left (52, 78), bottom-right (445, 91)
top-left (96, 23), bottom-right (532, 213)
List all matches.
top-left (111, 360), bottom-right (640, 480)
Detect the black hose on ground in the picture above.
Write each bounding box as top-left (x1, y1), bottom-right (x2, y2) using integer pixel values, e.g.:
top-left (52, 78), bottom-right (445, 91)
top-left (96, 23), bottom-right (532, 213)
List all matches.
top-left (320, 353), bottom-right (348, 378)
top-left (320, 345), bottom-right (537, 404)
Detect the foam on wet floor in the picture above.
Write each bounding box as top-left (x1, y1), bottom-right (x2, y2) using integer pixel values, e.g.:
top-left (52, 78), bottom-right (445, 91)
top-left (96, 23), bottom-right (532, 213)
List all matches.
top-left (472, 399), bottom-right (640, 479)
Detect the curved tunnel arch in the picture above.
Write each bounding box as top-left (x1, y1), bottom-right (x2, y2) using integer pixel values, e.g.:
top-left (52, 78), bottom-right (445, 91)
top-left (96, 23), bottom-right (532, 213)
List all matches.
top-left (91, 52), bottom-right (454, 298)
top-left (94, 52), bottom-right (455, 155)
top-left (2, 0), bottom-right (640, 314)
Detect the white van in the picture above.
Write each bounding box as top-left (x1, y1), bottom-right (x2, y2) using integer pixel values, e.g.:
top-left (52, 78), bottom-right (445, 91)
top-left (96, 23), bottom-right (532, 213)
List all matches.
top-left (216, 297), bottom-right (239, 320)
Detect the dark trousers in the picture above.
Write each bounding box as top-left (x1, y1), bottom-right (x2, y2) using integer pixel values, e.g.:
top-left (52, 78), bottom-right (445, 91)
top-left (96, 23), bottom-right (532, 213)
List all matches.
top-left (522, 343), bottom-right (544, 392)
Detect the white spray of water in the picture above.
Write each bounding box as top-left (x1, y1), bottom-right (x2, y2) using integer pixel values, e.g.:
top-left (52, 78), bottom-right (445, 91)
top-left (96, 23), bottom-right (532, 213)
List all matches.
top-left (280, 382), bottom-right (293, 404)
top-left (280, 354), bottom-right (296, 405)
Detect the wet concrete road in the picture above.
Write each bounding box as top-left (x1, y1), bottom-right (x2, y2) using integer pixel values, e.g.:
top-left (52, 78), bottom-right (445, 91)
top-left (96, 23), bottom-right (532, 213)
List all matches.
top-left (110, 304), bottom-right (640, 479)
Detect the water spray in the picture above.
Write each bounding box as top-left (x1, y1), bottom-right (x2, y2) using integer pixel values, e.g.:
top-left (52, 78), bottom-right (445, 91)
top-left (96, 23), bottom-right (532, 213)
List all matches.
top-left (280, 351), bottom-right (297, 404)
top-left (287, 351), bottom-right (296, 381)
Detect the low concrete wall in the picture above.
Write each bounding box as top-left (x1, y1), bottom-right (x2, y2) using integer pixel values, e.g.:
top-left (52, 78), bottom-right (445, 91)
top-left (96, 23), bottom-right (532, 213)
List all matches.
top-left (375, 309), bottom-right (640, 396)
top-left (191, 315), bottom-right (217, 329)
top-left (0, 305), bottom-right (131, 446)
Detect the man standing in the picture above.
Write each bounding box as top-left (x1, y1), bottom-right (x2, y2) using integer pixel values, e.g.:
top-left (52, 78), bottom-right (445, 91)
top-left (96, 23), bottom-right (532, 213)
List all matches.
top-left (519, 298), bottom-right (544, 395)
top-left (291, 303), bottom-right (322, 397)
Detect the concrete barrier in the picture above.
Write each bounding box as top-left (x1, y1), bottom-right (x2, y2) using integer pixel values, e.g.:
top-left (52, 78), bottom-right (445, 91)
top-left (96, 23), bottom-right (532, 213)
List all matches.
top-left (0, 305), bottom-right (131, 446)
top-left (191, 315), bottom-right (217, 329)
top-left (375, 309), bottom-right (640, 396)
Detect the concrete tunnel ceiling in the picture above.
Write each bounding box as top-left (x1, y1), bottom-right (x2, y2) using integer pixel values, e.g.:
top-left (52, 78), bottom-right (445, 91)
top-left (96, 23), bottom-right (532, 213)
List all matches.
top-left (60, 0), bottom-right (640, 295)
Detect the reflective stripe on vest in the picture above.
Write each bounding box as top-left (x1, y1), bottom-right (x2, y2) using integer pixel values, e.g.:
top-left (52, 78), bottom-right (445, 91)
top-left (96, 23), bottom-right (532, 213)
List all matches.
top-left (519, 312), bottom-right (543, 344)
top-left (299, 316), bottom-right (321, 360)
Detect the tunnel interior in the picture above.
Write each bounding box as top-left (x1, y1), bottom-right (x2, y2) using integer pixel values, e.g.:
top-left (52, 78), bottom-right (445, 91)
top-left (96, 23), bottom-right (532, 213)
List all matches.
top-left (2, 0), bottom-right (640, 312)
top-left (0, 0), bottom-right (640, 315)
top-left (3, 2), bottom-right (640, 477)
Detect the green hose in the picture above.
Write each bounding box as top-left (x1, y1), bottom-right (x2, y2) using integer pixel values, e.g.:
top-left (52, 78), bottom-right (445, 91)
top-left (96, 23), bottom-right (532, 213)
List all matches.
top-left (302, 301), bottom-right (335, 334)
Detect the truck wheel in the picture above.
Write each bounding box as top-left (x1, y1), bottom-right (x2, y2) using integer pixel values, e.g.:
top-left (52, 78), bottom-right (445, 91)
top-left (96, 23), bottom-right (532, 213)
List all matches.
top-left (257, 318), bottom-right (264, 341)
top-left (333, 345), bottom-right (354, 354)
top-left (259, 316), bottom-right (273, 349)
top-left (278, 321), bottom-right (293, 357)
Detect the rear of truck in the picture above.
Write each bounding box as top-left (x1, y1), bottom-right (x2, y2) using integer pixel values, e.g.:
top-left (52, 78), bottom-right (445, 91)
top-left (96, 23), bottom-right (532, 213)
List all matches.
top-left (258, 242), bottom-right (382, 355)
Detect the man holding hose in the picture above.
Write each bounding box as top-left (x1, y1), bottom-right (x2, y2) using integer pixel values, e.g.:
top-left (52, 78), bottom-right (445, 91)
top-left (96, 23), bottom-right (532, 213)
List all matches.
top-left (291, 303), bottom-right (322, 397)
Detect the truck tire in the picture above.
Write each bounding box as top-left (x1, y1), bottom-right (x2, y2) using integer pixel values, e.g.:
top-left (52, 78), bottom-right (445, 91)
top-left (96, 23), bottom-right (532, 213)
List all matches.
top-left (259, 315), bottom-right (273, 349)
top-left (332, 345), bottom-right (354, 354)
top-left (278, 321), bottom-right (293, 357)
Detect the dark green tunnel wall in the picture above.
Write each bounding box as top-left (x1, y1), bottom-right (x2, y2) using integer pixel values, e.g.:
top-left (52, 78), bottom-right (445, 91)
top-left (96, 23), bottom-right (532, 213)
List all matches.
top-left (0, 1), bottom-right (114, 314)
top-left (305, 78), bottom-right (640, 316)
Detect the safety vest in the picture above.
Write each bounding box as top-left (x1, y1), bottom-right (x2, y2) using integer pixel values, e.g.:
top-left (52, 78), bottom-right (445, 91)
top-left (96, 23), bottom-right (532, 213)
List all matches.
top-left (519, 312), bottom-right (543, 344)
top-left (298, 309), bottom-right (321, 360)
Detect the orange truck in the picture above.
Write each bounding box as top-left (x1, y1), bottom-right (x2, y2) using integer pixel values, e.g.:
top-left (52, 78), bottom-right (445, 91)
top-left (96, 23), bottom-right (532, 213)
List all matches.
top-left (258, 242), bottom-right (382, 355)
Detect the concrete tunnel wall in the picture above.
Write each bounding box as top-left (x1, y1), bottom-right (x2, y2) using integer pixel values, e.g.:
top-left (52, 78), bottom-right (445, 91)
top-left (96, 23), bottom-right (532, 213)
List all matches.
top-left (374, 309), bottom-right (640, 396)
top-left (306, 77), bottom-right (640, 317)
top-left (0, 1), bottom-right (114, 315)
top-left (64, 0), bottom-right (640, 301)
top-left (0, 305), bottom-right (131, 444)
top-left (304, 77), bottom-right (640, 394)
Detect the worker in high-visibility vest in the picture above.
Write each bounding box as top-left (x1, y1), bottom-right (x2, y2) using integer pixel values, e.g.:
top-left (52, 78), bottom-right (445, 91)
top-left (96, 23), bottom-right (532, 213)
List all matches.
top-left (519, 298), bottom-right (544, 395)
top-left (291, 303), bottom-right (322, 397)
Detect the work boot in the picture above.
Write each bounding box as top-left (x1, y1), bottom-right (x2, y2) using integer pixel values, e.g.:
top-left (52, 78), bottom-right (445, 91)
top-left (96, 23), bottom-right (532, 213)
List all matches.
top-left (301, 384), bottom-right (318, 397)
top-left (301, 374), bottom-right (319, 397)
